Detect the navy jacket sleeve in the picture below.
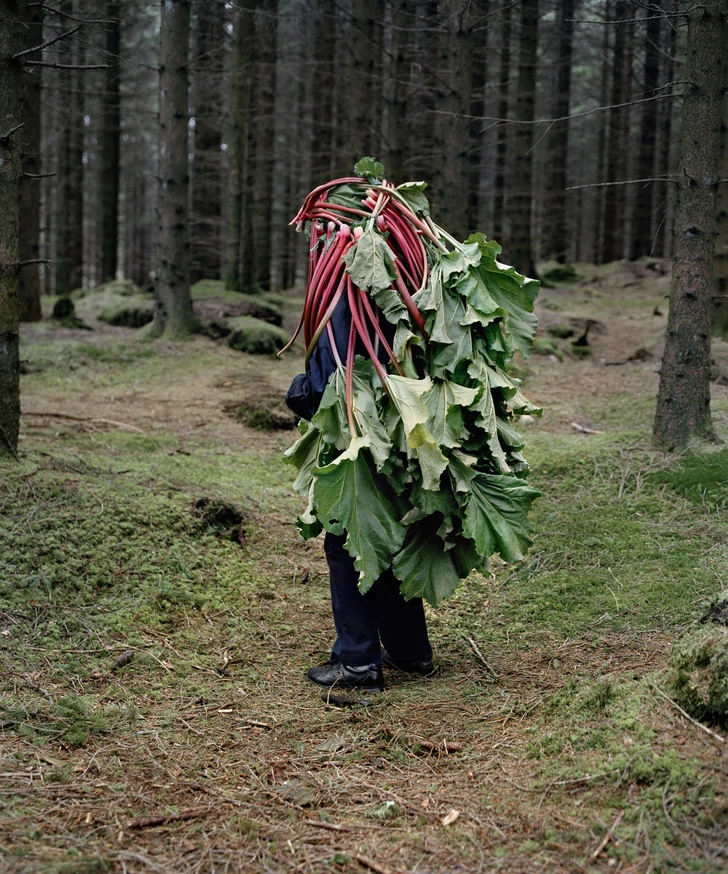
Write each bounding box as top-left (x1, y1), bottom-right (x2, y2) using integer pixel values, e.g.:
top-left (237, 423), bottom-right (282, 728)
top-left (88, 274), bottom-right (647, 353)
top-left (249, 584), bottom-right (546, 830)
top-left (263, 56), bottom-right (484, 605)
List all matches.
top-left (285, 296), bottom-right (350, 421)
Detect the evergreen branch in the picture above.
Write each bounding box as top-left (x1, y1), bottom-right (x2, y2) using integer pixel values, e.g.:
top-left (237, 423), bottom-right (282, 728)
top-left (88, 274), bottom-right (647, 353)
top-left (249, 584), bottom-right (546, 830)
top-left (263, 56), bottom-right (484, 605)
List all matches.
top-left (11, 25), bottom-right (81, 60)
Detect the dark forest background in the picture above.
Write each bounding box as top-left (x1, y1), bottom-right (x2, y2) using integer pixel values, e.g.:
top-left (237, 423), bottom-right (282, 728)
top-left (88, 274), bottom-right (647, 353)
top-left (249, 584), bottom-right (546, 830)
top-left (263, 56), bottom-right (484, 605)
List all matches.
top-left (18, 0), bottom-right (688, 311)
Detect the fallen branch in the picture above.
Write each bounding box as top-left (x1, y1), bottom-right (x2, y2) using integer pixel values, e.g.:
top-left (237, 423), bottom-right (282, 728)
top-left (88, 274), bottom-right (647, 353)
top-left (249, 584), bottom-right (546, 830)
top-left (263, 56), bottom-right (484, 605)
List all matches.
top-left (129, 807), bottom-right (207, 829)
top-left (23, 411), bottom-right (145, 433)
top-left (355, 854), bottom-right (407, 874)
top-left (571, 422), bottom-right (604, 435)
top-left (417, 740), bottom-right (464, 754)
top-left (304, 819), bottom-right (355, 833)
top-left (465, 635), bottom-right (498, 677)
top-left (650, 683), bottom-right (725, 744)
top-left (590, 810), bottom-right (624, 859)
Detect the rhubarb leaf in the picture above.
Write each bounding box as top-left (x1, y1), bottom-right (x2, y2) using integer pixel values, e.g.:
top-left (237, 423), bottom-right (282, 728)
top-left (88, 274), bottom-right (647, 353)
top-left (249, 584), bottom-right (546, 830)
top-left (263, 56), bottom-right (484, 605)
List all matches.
top-left (313, 437), bottom-right (405, 592)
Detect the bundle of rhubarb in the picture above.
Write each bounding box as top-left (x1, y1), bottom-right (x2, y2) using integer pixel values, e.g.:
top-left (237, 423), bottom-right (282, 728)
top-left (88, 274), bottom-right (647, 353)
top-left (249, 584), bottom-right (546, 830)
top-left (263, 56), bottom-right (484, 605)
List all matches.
top-left (283, 158), bottom-right (541, 606)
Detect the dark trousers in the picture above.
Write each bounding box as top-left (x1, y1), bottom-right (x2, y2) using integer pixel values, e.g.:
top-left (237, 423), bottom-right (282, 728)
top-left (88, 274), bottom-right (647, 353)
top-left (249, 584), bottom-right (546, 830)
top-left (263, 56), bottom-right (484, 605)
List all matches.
top-left (325, 531), bottom-right (432, 667)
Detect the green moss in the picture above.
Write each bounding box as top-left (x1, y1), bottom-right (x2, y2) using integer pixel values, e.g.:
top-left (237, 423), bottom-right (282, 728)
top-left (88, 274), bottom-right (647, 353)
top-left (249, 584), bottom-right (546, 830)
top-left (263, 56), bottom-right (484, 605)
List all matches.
top-left (226, 316), bottom-right (289, 355)
top-left (648, 448), bottom-right (728, 512)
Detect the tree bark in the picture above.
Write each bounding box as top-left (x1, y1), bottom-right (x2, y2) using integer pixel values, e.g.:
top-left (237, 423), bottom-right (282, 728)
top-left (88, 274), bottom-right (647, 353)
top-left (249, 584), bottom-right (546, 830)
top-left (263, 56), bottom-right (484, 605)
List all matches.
top-left (544, 0), bottom-right (575, 263)
top-left (19, 3), bottom-right (42, 321)
top-left (152, 0), bottom-right (197, 338)
top-left (100, 0), bottom-right (121, 282)
top-left (602, 0), bottom-right (631, 263)
top-left (0, 0), bottom-right (25, 458)
top-left (629, 11), bottom-right (661, 261)
top-left (431, 0), bottom-right (472, 241)
top-left (508, 0), bottom-right (538, 277)
top-left (252, 0), bottom-right (277, 291)
top-left (711, 56), bottom-right (728, 336)
top-left (492, 0), bottom-right (511, 243)
top-left (382, 0), bottom-right (408, 183)
top-left (653, 0), bottom-right (728, 451)
top-left (55, 1), bottom-right (84, 296)
top-left (189, 0), bottom-right (224, 284)
top-left (345, 0), bottom-right (384, 168)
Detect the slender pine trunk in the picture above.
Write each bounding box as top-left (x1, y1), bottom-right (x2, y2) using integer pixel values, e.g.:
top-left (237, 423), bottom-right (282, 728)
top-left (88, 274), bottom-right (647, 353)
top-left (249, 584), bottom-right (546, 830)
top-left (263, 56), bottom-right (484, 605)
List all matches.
top-left (19, 4), bottom-right (42, 321)
top-left (653, 0), bottom-right (728, 451)
top-left (152, 0), bottom-right (197, 338)
top-left (0, 0), bottom-right (25, 458)
top-left (508, 0), bottom-right (538, 278)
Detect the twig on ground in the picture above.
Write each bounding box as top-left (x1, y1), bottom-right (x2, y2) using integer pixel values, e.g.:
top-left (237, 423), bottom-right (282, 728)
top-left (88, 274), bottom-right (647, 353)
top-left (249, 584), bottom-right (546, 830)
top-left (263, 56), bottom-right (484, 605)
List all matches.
top-left (590, 810), bottom-right (624, 859)
top-left (650, 683), bottom-right (725, 744)
top-left (355, 853), bottom-right (407, 874)
top-left (23, 411), bottom-right (145, 433)
top-left (571, 422), bottom-right (604, 435)
top-left (464, 636), bottom-right (497, 677)
top-left (129, 808), bottom-right (208, 829)
top-left (304, 819), bottom-right (355, 833)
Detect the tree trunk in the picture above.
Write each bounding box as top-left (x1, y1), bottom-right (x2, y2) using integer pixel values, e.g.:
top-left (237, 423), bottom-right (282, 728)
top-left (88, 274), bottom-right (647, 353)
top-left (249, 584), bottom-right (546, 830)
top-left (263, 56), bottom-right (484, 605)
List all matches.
top-left (653, 0), bottom-right (728, 451)
top-left (508, 0), bottom-right (538, 277)
top-left (602, 0), bottom-right (631, 263)
top-left (189, 0), bottom-right (223, 284)
top-left (100, 0), bottom-right (121, 282)
top-left (152, 0), bottom-right (197, 338)
top-left (345, 0), bottom-right (384, 168)
top-left (544, 0), bottom-right (575, 263)
top-left (252, 0), bottom-right (277, 291)
top-left (467, 0), bottom-right (488, 233)
top-left (591, 5), bottom-right (611, 263)
top-left (18, 4), bottom-right (42, 321)
top-left (711, 59), bottom-right (728, 336)
top-left (382, 0), bottom-right (408, 183)
top-left (431, 0), bottom-right (472, 241)
top-left (652, 4), bottom-right (678, 259)
top-left (629, 12), bottom-right (660, 261)
top-left (492, 0), bottom-right (511, 243)
top-left (55, 2), bottom-right (84, 296)
top-left (0, 0), bottom-right (25, 458)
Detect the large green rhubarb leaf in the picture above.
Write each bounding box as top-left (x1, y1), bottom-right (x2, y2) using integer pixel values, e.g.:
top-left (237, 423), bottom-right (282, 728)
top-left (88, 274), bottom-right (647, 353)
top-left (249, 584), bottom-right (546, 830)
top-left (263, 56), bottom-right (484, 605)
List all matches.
top-left (463, 473), bottom-right (541, 563)
top-left (343, 230), bottom-right (397, 295)
top-left (406, 423), bottom-right (448, 491)
top-left (422, 380), bottom-right (478, 449)
top-left (313, 437), bottom-right (405, 592)
top-left (469, 233), bottom-right (539, 359)
top-left (283, 421), bottom-right (322, 495)
top-left (392, 517), bottom-right (462, 606)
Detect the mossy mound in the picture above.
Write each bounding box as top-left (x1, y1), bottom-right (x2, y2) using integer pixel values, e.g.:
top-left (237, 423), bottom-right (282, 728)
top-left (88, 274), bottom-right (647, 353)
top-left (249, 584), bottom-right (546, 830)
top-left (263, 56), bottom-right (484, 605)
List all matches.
top-left (194, 296), bottom-right (283, 329)
top-left (542, 264), bottom-right (580, 284)
top-left (226, 316), bottom-right (289, 355)
top-left (664, 592), bottom-right (728, 727)
top-left (98, 296), bottom-right (154, 328)
top-left (73, 278), bottom-right (143, 300)
top-left (224, 398), bottom-right (297, 431)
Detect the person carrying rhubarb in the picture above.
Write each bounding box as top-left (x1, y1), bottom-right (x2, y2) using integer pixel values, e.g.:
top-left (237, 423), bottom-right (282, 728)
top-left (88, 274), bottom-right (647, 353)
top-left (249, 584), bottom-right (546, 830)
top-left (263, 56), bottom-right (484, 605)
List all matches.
top-left (282, 158), bottom-right (542, 696)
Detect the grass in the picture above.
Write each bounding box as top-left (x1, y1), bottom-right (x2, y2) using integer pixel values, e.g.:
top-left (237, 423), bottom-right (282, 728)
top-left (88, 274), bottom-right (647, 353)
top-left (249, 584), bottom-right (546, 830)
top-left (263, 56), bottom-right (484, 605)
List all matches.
top-left (2, 317), bottom-right (728, 873)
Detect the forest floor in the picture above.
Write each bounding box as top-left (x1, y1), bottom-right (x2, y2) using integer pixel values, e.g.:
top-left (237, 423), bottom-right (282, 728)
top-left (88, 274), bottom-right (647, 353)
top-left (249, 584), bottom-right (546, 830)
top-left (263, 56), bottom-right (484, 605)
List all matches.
top-left (2, 259), bottom-right (728, 874)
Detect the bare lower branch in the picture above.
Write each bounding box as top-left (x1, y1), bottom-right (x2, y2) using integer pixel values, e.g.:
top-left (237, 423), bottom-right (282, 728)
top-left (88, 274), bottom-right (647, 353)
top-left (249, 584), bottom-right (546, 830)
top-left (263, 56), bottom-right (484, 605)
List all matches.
top-left (18, 259), bottom-right (50, 266)
top-left (0, 123), bottom-right (25, 142)
top-left (566, 177), bottom-right (676, 191)
top-left (22, 172), bottom-right (56, 179)
top-left (11, 24), bottom-right (81, 59)
top-left (22, 61), bottom-right (109, 70)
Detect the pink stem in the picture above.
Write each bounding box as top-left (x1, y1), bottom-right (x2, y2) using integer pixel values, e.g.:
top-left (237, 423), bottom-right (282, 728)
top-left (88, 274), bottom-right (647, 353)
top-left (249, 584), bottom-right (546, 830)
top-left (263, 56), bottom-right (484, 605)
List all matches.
top-left (357, 288), bottom-right (404, 376)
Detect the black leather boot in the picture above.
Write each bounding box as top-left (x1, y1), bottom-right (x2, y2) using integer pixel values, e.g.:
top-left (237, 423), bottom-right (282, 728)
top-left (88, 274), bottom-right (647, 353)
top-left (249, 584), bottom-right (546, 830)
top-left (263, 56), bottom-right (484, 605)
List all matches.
top-left (307, 662), bottom-right (384, 692)
top-left (381, 649), bottom-right (435, 677)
